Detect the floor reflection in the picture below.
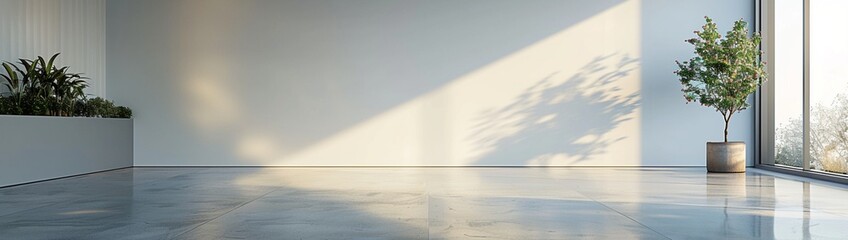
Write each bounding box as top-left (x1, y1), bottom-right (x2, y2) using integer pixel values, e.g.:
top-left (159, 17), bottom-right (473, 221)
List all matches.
top-left (0, 167), bottom-right (846, 239)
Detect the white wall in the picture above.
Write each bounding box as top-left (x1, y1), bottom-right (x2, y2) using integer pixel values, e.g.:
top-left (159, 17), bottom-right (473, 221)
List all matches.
top-left (107, 0), bottom-right (755, 166)
top-left (0, 0), bottom-right (107, 97)
top-left (0, 116), bottom-right (133, 187)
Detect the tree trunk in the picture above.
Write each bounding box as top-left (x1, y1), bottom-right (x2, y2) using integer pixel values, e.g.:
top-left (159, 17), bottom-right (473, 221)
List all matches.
top-left (724, 112), bottom-right (733, 142)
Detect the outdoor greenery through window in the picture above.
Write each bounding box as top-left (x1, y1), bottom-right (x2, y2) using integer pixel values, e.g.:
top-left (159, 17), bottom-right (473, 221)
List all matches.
top-left (772, 0), bottom-right (848, 175)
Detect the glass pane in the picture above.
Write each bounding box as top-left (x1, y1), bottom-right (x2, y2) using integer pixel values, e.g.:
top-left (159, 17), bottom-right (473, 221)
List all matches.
top-left (809, 0), bottom-right (848, 174)
top-left (773, 0), bottom-right (805, 168)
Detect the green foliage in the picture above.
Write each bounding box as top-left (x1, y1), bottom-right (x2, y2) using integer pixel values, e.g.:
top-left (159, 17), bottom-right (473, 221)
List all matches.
top-left (74, 97), bottom-right (133, 118)
top-left (776, 89), bottom-right (848, 174)
top-left (114, 106), bottom-right (133, 118)
top-left (0, 53), bottom-right (132, 118)
top-left (675, 17), bottom-right (766, 142)
top-left (81, 97), bottom-right (113, 117)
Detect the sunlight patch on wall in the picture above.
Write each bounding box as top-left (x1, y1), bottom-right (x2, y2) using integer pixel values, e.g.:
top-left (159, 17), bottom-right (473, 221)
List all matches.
top-left (179, 0), bottom-right (248, 137)
top-left (184, 66), bottom-right (240, 131)
top-left (243, 0), bottom-right (643, 166)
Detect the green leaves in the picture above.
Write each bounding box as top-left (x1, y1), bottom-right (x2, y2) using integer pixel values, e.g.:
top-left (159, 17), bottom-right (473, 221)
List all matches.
top-left (675, 16), bottom-right (767, 141)
top-left (75, 97), bottom-right (132, 118)
top-left (0, 53), bottom-right (132, 118)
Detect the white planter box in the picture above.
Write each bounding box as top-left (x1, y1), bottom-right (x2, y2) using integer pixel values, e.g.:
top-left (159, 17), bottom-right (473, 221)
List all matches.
top-left (0, 115), bottom-right (133, 187)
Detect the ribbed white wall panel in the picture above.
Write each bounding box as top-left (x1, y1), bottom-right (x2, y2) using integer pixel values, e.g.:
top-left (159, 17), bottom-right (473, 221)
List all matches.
top-left (0, 0), bottom-right (106, 97)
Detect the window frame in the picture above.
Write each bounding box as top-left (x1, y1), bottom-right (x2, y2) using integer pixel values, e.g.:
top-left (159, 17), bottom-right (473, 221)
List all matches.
top-left (756, 0), bottom-right (848, 184)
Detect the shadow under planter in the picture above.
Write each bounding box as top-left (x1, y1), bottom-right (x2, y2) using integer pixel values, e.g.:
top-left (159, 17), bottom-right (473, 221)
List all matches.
top-left (706, 142), bottom-right (746, 173)
top-left (0, 115), bottom-right (133, 187)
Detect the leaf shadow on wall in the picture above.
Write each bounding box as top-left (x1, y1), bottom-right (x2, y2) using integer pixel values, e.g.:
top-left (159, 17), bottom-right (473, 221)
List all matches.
top-left (469, 54), bottom-right (640, 166)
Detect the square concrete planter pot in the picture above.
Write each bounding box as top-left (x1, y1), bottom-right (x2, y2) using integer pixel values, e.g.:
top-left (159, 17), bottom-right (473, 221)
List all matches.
top-left (0, 115), bottom-right (133, 187)
top-left (706, 142), bottom-right (746, 173)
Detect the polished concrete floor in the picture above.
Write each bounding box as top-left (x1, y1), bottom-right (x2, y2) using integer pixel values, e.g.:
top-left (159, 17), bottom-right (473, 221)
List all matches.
top-left (0, 167), bottom-right (847, 239)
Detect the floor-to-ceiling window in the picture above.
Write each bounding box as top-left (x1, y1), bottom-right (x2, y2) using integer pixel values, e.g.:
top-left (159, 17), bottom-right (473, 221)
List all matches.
top-left (772, 0), bottom-right (804, 169)
top-left (761, 0), bottom-right (848, 181)
top-left (808, 0), bottom-right (848, 174)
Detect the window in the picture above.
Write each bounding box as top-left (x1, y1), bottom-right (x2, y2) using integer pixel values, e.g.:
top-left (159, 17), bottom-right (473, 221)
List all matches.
top-left (772, 0), bottom-right (804, 168)
top-left (809, 0), bottom-right (848, 174)
top-left (761, 0), bottom-right (848, 180)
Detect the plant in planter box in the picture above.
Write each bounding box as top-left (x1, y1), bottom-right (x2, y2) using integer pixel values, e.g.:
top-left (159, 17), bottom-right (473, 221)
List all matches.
top-left (75, 97), bottom-right (133, 118)
top-left (1, 53), bottom-right (132, 118)
top-left (113, 106), bottom-right (132, 118)
top-left (675, 17), bottom-right (766, 173)
top-left (2, 53), bottom-right (86, 116)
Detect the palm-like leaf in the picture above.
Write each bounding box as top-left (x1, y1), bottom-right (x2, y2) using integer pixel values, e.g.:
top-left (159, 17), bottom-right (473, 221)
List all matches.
top-left (1, 53), bottom-right (131, 118)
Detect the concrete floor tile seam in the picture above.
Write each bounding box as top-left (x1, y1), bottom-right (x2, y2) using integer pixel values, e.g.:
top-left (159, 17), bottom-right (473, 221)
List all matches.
top-left (0, 169), bottom-right (212, 219)
top-left (425, 191), bottom-right (615, 207)
top-left (513, 187), bottom-right (676, 238)
top-left (823, 209), bottom-right (848, 218)
top-left (0, 184), bottom-right (138, 218)
top-left (582, 200), bottom-right (789, 212)
top-left (1, 167), bottom-right (180, 191)
top-left (170, 188), bottom-right (279, 239)
top-left (591, 200), bottom-right (848, 218)
top-left (580, 194), bottom-right (673, 240)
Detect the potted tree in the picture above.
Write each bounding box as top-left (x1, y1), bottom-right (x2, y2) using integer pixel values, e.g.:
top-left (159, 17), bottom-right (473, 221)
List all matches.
top-left (675, 17), bottom-right (766, 173)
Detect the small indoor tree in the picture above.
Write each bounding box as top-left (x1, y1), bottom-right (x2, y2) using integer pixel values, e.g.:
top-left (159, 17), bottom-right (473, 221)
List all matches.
top-left (675, 17), bottom-right (767, 142)
top-left (675, 17), bottom-right (766, 173)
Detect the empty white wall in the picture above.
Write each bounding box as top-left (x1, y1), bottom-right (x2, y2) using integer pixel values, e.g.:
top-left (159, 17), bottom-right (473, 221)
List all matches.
top-left (107, 0), bottom-right (755, 166)
top-left (0, 0), bottom-right (107, 97)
